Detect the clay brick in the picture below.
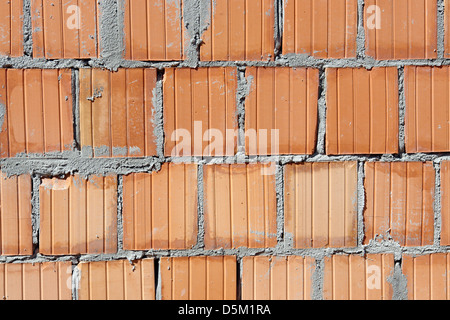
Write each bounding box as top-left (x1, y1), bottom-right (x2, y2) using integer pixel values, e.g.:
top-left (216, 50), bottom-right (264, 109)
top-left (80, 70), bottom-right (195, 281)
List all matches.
top-left (364, 162), bottom-right (434, 246)
top-left (285, 162), bottom-right (358, 248)
top-left (440, 161), bottom-right (450, 246)
top-left (78, 259), bottom-right (155, 300)
top-left (160, 256), bottom-right (236, 300)
top-left (0, 261), bottom-right (71, 300)
top-left (39, 174), bottom-right (118, 255)
top-left (241, 256), bottom-right (315, 300)
top-left (123, 163), bottom-right (198, 250)
top-left (404, 66), bottom-right (450, 153)
top-left (245, 67), bottom-right (319, 155)
top-left (164, 67), bottom-right (238, 157)
top-left (200, 0), bottom-right (274, 61)
top-left (365, 0), bottom-right (437, 60)
top-left (203, 164), bottom-right (277, 249)
top-left (323, 254), bottom-right (394, 300)
top-left (326, 67), bottom-right (399, 155)
top-left (31, 0), bottom-right (98, 59)
top-left (403, 254), bottom-right (450, 300)
top-left (0, 172), bottom-right (32, 256)
top-left (124, 0), bottom-right (187, 61)
top-left (79, 68), bottom-right (157, 157)
top-left (0, 69), bottom-right (74, 157)
top-left (0, 0), bottom-right (23, 57)
top-left (282, 0), bottom-right (357, 58)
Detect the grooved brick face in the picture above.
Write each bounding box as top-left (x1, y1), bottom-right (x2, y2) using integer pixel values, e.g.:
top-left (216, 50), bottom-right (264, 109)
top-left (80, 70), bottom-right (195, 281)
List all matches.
top-left (284, 162), bottom-right (358, 248)
top-left (364, 162), bottom-right (435, 246)
top-left (0, 172), bottom-right (32, 256)
top-left (241, 256), bottom-right (315, 300)
top-left (122, 163), bottom-right (198, 250)
top-left (440, 161), bottom-right (450, 246)
top-left (78, 259), bottom-right (155, 300)
top-left (0, 261), bottom-right (72, 300)
top-left (200, 0), bottom-right (274, 61)
top-left (323, 254), bottom-right (394, 300)
top-left (79, 68), bottom-right (157, 158)
top-left (203, 164), bottom-right (277, 249)
top-left (0, 0), bottom-right (23, 57)
top-left (160, 256), bottom-right (237, 300)
top-left (245, 67), bottom-right (319, 155)
top-left (282, 0), bottom-right (358, 58)
top-left (326, 67), bottom-right (399, 155)
top-left (404, 66), bottom-right (450, 153)
top-left (365, 0), bottom-right (437, 60)
top-left (31, 0), bottom-right (99, 59)
top-left (124, 0), bottom-right (187, 61)
top-left (446, 0), bottom-right (450, 57)
top-left (39, 174), bottom-right (118, 255)
top-left (403, 254), bottom-right (450, 300)
top-left (163, 67), bottom-right (238, 157)
top-left (0, 69), bottom-right (74, 157)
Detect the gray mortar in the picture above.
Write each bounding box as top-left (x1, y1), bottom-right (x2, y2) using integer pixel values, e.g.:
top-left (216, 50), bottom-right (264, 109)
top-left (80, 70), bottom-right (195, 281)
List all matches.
top-left (0, 0), bottom-right (449, 301)
top-left (398, 67), bottom-right (406, 153)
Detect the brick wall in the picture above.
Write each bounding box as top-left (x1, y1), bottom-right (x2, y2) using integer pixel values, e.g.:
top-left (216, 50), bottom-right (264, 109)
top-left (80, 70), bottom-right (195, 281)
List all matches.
top-left (0, 0), bottom-right (448, 300)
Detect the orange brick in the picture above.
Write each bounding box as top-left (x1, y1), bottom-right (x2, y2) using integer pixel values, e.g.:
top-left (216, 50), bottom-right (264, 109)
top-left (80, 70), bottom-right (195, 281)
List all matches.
top-left (282, 0), bottom-right (357, 58)
top-left (31, 0), bottom-right (98, 59)
top-left (0, 0), bottom-right (23, 57)
top-left (79, 68), bottom-right (157, 157)
top-left (364, 162), bottom-right (435, 246)
top-left (39, 174), bottom-right (118, 255)
top-left (323, 254), bottom-right (394, 300)
top-left (285, 162), bottom-right (358, 248)
top-left (78, 259), bottom-right (155, 300)
top-left (124, 0), bottom-right (187, 61)
top-left (326, 67), bottom-right (399, 155)
top-left (164, 67), bottom-right (238, 157)
top-left (404, 66), bottom-right (450, 153)
top-left (365, 0), bottom-right (437, 60)
top-left (0, 172), bottom-right (32, 256)
top-left (403, 254), bottom-right (450, 300)
top-left (0, 69), bottom-right (74, 157)
top-left (160, 256), bottom-right (236, 300)
top-left (203, 164), bottom-right (277, 249)
top-left (241, 256), bottom-right (315, 300)
top-left (200, 0), bottom-right (274, 61)
top-left (123, 164), bottom-right (198, 250)
top-left (440, 161), bottom-right (450, 246)
top-left (245, 67), bottom-right (319, 155)
top-left (0, 261), bottom-right (71, 300)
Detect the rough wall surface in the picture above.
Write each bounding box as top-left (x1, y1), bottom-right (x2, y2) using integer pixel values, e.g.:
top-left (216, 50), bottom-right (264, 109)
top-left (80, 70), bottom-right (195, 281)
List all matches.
top-left (0, 0), bottom-right (448, 300)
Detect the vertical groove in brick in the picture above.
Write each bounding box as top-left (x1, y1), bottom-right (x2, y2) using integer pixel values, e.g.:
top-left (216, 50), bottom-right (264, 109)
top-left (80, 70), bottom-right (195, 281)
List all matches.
top-left (0, 0), bottom-right (24, 57)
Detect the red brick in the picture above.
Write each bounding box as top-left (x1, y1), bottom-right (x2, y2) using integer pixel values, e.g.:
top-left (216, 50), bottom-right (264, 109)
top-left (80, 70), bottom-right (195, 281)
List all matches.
top-left (365, 0), bottom-right (437, 60)
top-left (39, 174), bottom-right (118, 255)
top-left (0, 69), bottom-right (74, 157)
top-left (200, 0), bottom-right (274, 61)
top-left (124, 0), bottom-right (187, 61)
top-left (164, 67), bottom-right (238, 157)
top-left (0, 261), bottom-right (72, 300)
top-left (0, 172), bottom-right (32, 256)
top-left (122, 164), bottom-right (198, 250)
top-left (326, 67), bottom-right (399, 155)
top-left (245, 67), bottom-right (319, 155)
top-left (241, 256), bottom-right (315, 300)
top-left (285, 162), bottom-right (358, 248)
top-left (78, 259), bottom-right (155, 300)
top-left (79, 68), bottom-right (157, 157)
top-left (364, 162), bottom-right (435, 246)
top-left (403, 254), bottom-right (450, 300)
top-left (160, 256), bottom-right (236, 300)
top-left (283, 0), bottom-right (357, 58)
top-left (203, 164), bottom-right (277, 249)
top-left (0, 0), bottom-right (23, 57)
top-left (31, 0), bottom-right (99, 59)
top-left (404, 66), bottom-right (450, 153)
top-left (323, 254), bottom-right (394, 300)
